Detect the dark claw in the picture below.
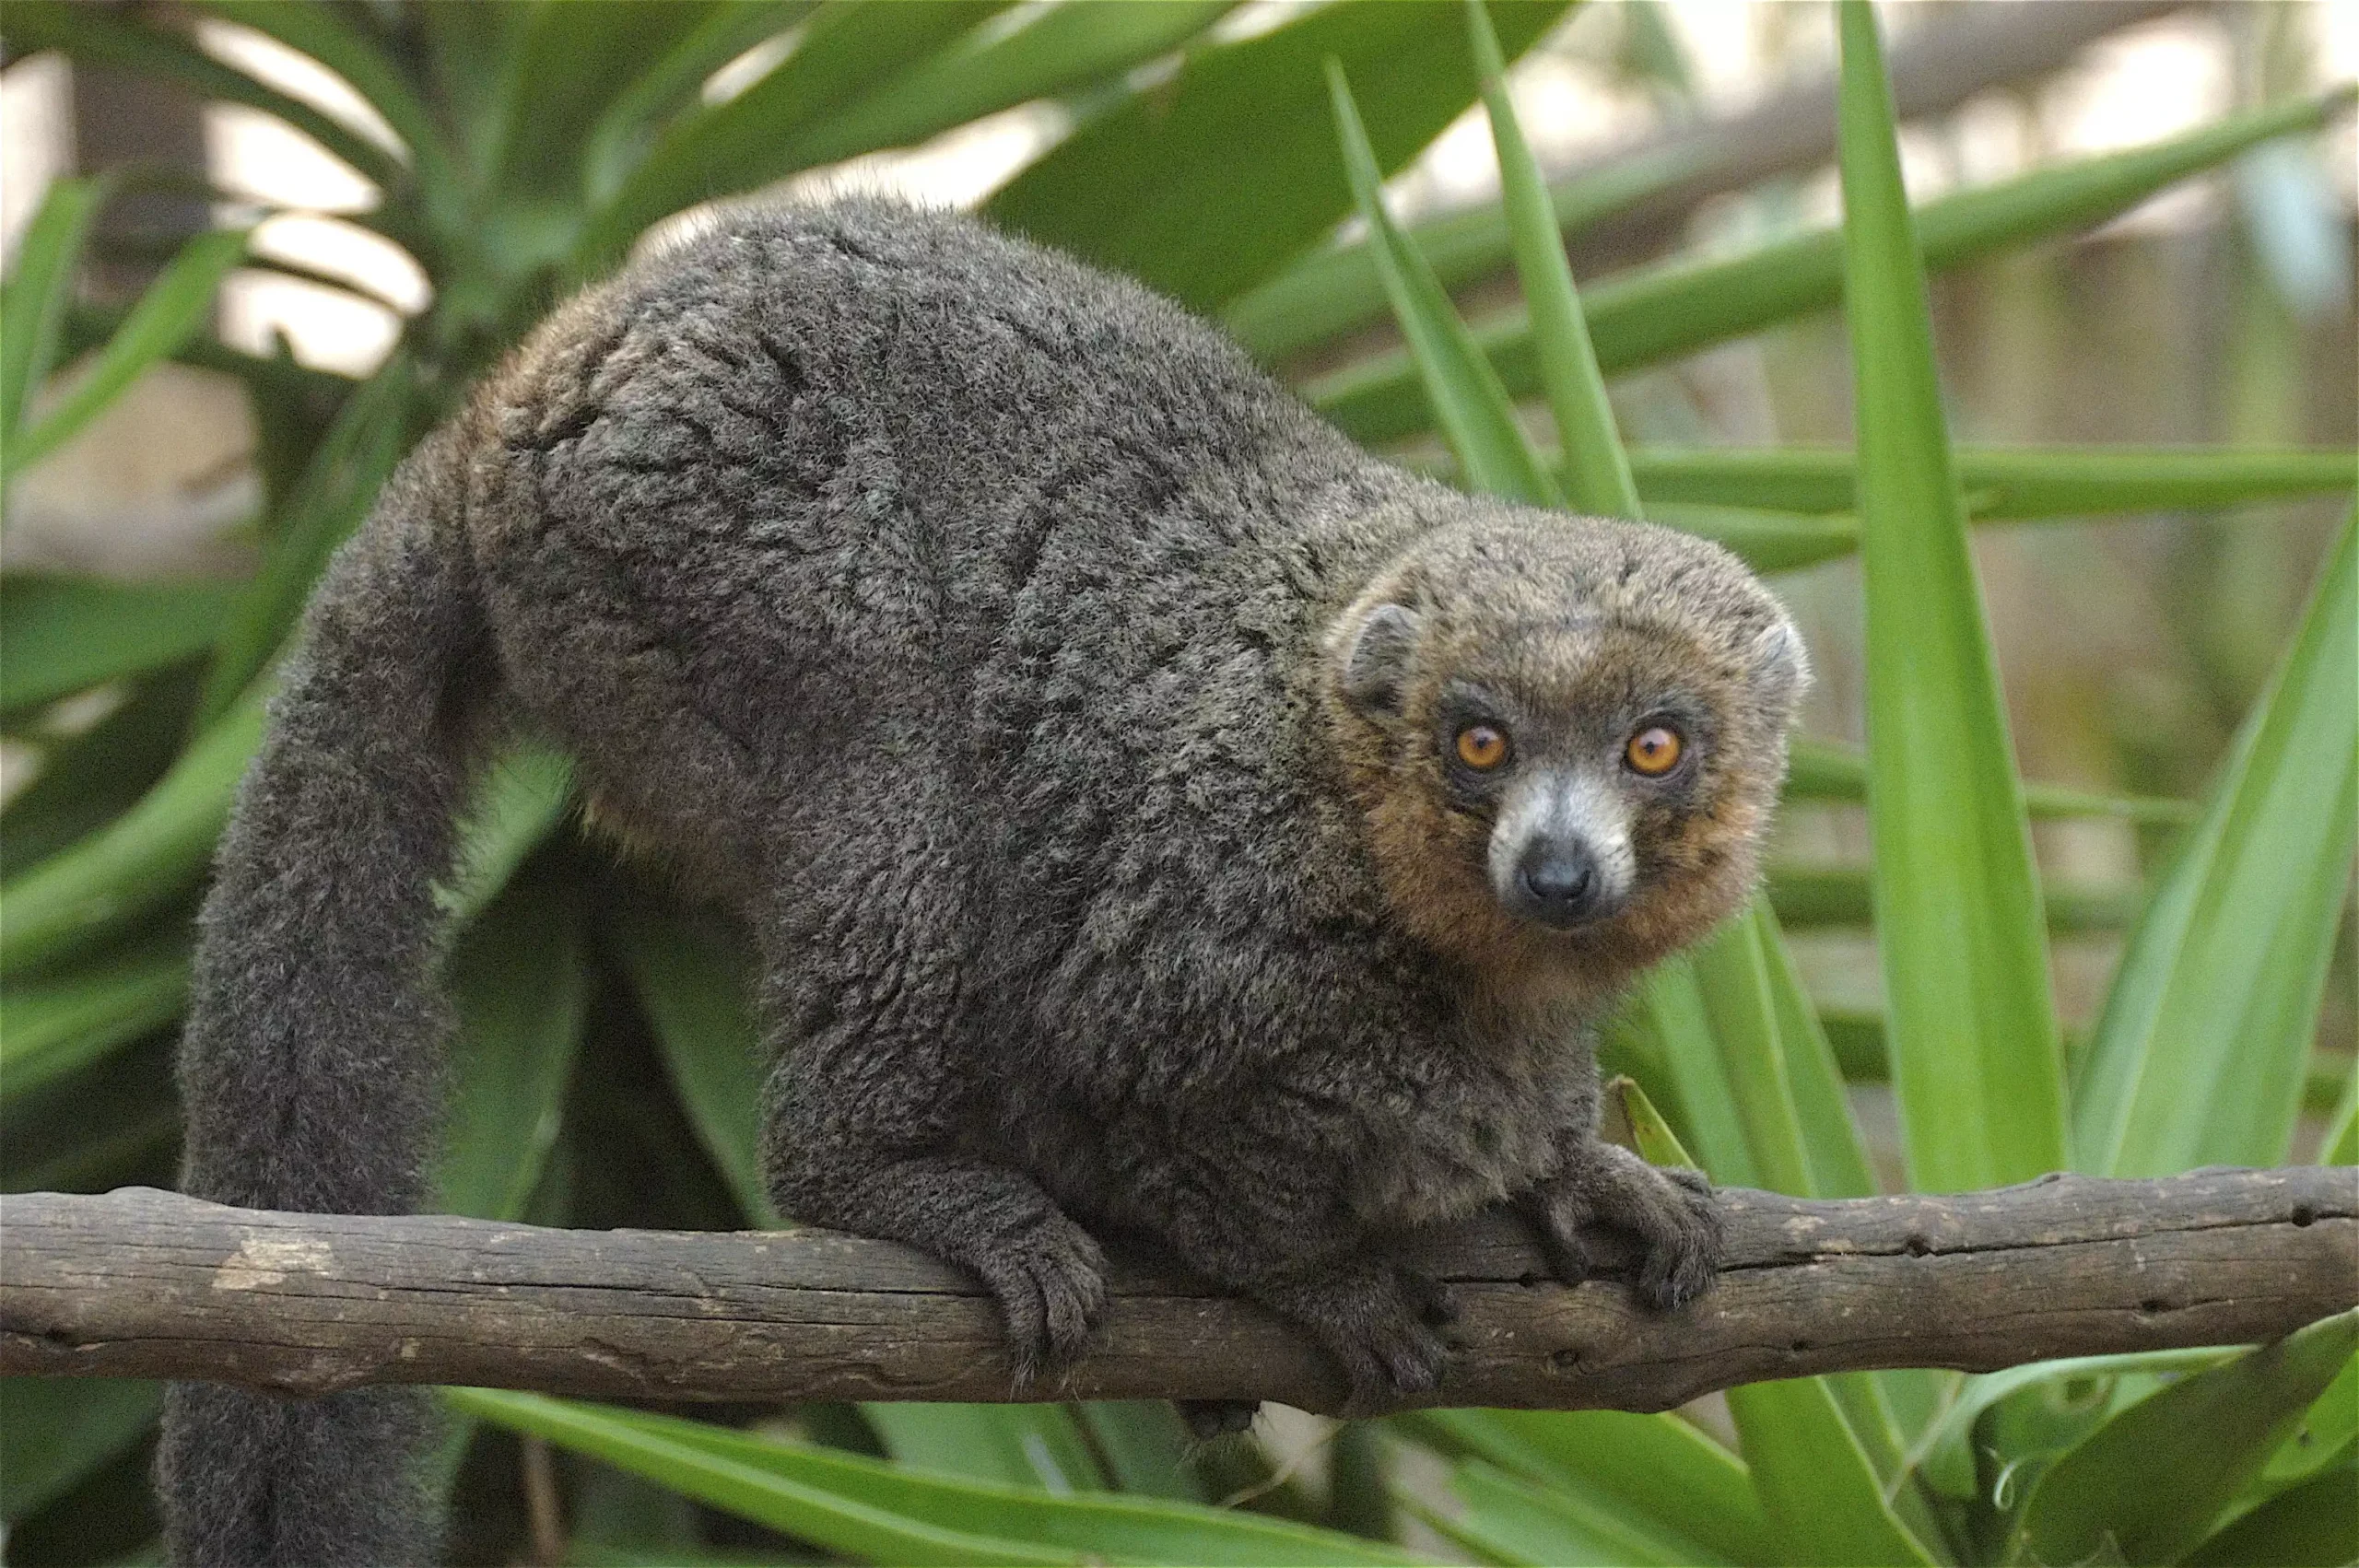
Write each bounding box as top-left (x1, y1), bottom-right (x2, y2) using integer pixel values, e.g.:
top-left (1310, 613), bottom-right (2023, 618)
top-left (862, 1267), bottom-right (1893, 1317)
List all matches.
top-left (976, 1215), bottom-right (1109, 1387)
top-left (1621, 1164), bottom-right (1724, 1312)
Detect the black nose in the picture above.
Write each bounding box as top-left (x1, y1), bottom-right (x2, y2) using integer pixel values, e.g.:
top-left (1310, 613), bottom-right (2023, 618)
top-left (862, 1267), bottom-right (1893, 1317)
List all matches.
top-left (1515, 839), bottom-right (1608, 928)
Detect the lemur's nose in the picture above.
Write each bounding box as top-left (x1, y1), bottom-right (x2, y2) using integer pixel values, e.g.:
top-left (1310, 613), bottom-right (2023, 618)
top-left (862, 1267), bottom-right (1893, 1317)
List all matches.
top-left (1514, 837), bottom-right (1611, 927)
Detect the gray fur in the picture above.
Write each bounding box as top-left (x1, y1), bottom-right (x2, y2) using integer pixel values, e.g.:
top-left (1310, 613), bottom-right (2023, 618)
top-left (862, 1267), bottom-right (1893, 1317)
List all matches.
top-left (162, 198), bottom-right (1803, 1565)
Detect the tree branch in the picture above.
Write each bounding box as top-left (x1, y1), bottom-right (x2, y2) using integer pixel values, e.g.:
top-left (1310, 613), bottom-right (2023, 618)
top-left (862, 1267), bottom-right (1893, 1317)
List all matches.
top-left (5, 1171), bottom-right (2351, 1415)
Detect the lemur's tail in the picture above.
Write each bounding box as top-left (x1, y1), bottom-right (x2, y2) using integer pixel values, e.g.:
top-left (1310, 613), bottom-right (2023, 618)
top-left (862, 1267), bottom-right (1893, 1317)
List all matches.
top-left (158, 425), bottom-right (485, 1566)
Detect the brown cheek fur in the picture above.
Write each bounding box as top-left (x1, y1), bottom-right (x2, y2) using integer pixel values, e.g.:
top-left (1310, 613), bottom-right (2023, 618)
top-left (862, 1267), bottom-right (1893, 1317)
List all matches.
top-left (1333, 700), bottom-right (1779, 1007)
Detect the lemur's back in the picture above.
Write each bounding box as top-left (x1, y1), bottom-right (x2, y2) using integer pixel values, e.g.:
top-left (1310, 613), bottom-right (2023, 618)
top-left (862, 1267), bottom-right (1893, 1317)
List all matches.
top-left (459, 199), bottom-right (1414, 929)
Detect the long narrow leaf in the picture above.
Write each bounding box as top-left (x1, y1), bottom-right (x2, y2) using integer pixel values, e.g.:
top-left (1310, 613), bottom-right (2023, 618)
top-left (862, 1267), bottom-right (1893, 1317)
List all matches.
top-left (1466, 0), bottom-right (1634, 517)
top-left (1839, 0), bottom-right (2065, 1192)
top-left (0, 175), bottom-right (106, 453)
top-left (2013, 1308), bottom-right (2359, 1566)
top-left (1438, 1457), bottom-right (1704, 1566)
top-left (432, 871), bottom-right (587, 1222)
top-left (475, 2), bottom-right (722, 204)
top-left (989, 1), bottom-right (1572, 312)
top-left (451, 1390), bottom-right (1415, 1565)
top-left (860, 1404), bottom-right (1106, 1493)
top-left (1768, 865), bottom-right (2138, 932)
top-left (2323, 1059), bottom-right (2358, 1165)
top-left (436, 744), bottom-right (576, 924)
top-left (2182, 1458), bottom-right (2358, 1568)
top-left (1310, 88), bottom-right (2354, 446)
top-left (199, 354), bottom-right (416, 723)
top-left (0, 576), bottom-right (240, 714)
top-left (1627, 443), bottom-right (2356, 519)
top-left (777, 3), bottom-right (1240, 181)
top-left (581, 3), bottom-right (818, 204)
top-left (1900, 1346), bottom-right (2237, 1502)
top-left (2074, 509), bottom-right (2357, 1175)
top-left (1397, 1407), bottom-right (1763, 1566)
top-left (0, 678), bottom-right (267, 979)
top-left (1724, 1377), bottom-right (1934, 1566)
top-left (5, 228), bottom-right (249, 482)
top-left (3, 667), bottom-right (206, 877)
top-left (1786, 737), bottom-right (2196, 825)
top-left (604, 899), bottom-right (776, 1224)
top-left (1225, 146), bottom-right (1703, 364)
top-left (1618, 959), bottom-right (1760, 1188)
top-left (579, 2), bottom-right (1009, 271)
top-left (1328, 62), bottom-right (1557, 506)
top-left (0, 931), bottom-right (189, 1103)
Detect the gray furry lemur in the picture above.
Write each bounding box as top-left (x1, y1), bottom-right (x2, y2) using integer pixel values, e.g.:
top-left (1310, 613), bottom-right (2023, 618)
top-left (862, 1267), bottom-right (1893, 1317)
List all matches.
top-left (161, 197), bottom-right (1805, 1565)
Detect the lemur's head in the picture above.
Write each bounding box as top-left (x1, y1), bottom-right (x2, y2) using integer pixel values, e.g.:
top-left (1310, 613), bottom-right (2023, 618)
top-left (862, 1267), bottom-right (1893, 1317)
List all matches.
top-left (1325, 503), bottom-right (1807, 989)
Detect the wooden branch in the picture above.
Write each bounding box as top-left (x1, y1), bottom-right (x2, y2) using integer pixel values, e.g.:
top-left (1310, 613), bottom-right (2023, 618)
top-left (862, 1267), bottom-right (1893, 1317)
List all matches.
top-left (5, 1172), bottom-right (2352, 1416)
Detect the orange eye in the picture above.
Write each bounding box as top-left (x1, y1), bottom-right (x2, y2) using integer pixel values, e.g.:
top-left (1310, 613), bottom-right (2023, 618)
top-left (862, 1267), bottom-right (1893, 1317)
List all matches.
top-left (1625, 725), bottom-right (1684, 776)
top-left (1455, 724), bottom-right (1509, 770)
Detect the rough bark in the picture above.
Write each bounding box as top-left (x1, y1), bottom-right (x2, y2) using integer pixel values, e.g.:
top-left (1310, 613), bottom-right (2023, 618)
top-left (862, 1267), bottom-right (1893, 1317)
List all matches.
top-left (5, 1170), bottom-right (2352, 1416)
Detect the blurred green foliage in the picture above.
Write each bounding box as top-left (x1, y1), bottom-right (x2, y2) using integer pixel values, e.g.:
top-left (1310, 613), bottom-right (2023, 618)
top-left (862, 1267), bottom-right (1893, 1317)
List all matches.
top-left (0, 1), bottom-right (2351, 1562)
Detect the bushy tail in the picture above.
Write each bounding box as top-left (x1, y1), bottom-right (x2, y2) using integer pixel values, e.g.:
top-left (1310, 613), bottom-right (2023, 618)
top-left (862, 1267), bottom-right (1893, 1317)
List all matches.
top-left (159, 427), bottom-right (485, 1567)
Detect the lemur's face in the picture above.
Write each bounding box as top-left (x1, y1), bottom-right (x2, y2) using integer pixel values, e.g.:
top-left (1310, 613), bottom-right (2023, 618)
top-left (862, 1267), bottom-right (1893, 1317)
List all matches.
top-left (1327, 513), bottom-right (1807, 982)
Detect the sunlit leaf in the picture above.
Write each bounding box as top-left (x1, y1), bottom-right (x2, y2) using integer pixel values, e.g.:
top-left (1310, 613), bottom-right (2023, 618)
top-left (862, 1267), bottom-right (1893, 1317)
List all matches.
top-left (0, 576), bottom-right (240, 715)
top-left (1725, 1375), bottom-right (1934, 1566)
top-left (450, 1390), bottom-right (1415, 1565)
top-left (4, 228), bottom-right (249, 483)
top-left (0, 174), bottom-right (107, 455)
top-left (1328, 59), bottom-right (1557, 505)
top-left (1309, 89), bottom-right (2355, 446)
top-left (1466, 0), bottom-right (1633, 518)
top-left (990, 1), bottom-right (1571, 311)
top-left (1838, 0), bottom-right (2065, 1192)
top-left (2074, 509), bottom-right (2357, 1175)
top-left (2013, 1309), bottom-right (2359, 1566)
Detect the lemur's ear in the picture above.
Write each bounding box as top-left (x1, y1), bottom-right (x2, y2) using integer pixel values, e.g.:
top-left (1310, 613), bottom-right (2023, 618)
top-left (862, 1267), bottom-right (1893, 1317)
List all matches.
top-left (1336, 602), bottom-right (1422, 717)
top-left (1747, 617), bottom-right (1811, 724)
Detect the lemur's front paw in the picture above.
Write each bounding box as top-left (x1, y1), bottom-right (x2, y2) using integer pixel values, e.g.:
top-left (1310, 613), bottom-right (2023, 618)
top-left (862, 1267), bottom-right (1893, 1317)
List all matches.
top-left (1619, 1161), bottom-right (1722, 1310)
top-left (1262, 1266), bottom-right (1458, 1414)
top-left (970, 1212), bottom-right (1109, 1387)
top-left (1521, 1144), bottom-right (1723, 1311)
